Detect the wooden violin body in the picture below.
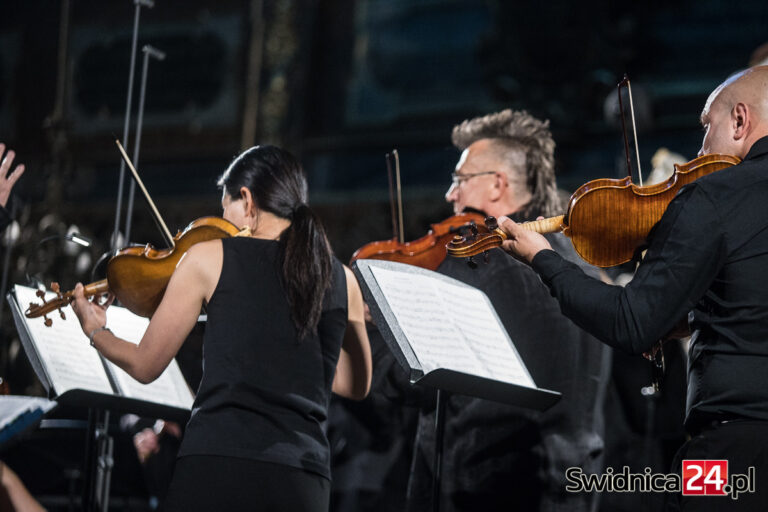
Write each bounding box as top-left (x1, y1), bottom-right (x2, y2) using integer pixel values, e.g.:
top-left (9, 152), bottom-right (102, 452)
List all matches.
top-left (559, 153), bottom-right (740, 266)
top-left (107, 216), bottom-right (241, 317)
top-left (447, 153), bottom-right (741, 267)
top-left (25, 216), bottom-right (242, 324)
top-left (351, 212), bottom-right (486, 270)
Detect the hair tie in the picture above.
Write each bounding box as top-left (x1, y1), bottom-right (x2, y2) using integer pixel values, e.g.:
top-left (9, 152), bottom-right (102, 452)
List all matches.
top-left (291, 203), bottom-right (309, 219)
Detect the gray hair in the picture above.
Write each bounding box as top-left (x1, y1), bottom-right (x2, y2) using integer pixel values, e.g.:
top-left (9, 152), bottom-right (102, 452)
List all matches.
top-left (451, 109), bottom-right (563, 217)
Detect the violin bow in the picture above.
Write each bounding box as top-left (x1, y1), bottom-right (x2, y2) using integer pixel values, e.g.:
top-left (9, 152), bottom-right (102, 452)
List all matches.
top-left (385, 151), bottom-right (399, 242)
top-left (385, 149), bottom-right (406, 243)
top-left (617, 75), bottom-right (644, 186)
top-left (115, 139), bottom-right (175, 247)
top-left (619, 75), bottom-right (668, 389)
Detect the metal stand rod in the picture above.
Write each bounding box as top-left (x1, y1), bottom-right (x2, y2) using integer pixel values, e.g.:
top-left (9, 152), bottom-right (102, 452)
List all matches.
top-left (81, 409), bottom-right (97, 511)
top-left (94, 411), bottom-right (114, 512)
top-left (432, 389), bottom-right (448, 512)
top-left (82, 409), bottom-right (114, 512)
top-left (124, 45), bottom-right (165, 243)
top-left (111, 0), bottom-right (154, 252)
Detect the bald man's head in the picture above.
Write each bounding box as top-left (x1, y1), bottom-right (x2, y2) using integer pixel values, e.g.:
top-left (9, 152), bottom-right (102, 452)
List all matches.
top-left (699, 66), bottom-right (768, 158)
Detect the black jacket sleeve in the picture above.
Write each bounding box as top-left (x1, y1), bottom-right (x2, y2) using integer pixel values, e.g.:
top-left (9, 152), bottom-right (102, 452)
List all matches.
top-left (531, 184), bottom-right (727, 354)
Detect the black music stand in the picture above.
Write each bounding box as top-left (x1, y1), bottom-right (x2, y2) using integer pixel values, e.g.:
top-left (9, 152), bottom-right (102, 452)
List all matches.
top-left (353, 260), bottom-right (561, 512)
top-left (7, 288), bottom-right (192, 512)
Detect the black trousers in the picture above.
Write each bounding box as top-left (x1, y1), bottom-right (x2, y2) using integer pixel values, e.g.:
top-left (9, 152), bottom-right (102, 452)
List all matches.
top-left (163, 455), bottom-right (330, 512)
top-left (664, 420), bottom-right (768, 511)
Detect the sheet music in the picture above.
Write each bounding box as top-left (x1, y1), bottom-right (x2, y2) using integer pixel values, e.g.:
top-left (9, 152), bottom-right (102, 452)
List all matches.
top-left (14, 285), bottom-right (114, 395)
top-left (369, 266), bottom-right (535, 388)
top-left (0, 396), bottom-right (56, 430)
top-left (13, 285), bottom-right (193, 410)
top-left (103, 304), bottom-right (194, 410)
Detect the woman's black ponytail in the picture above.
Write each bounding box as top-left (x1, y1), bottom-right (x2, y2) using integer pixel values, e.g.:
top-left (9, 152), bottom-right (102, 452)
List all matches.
top-left (218, 146), bottom-right (333, 340)
top-left (279, 203), bottom-right (332, 340)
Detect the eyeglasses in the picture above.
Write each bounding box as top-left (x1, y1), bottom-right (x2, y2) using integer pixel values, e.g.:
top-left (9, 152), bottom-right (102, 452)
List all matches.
top-left (449, 171), bottom-right (496, 188)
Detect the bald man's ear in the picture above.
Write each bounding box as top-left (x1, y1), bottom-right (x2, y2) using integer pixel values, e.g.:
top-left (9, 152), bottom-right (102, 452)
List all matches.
top-left (732, 103), bottom-right (750, 140)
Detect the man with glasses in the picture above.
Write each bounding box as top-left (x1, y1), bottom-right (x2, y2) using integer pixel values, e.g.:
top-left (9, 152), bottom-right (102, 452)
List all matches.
top-left (405, 109), bottom-right (610, 512)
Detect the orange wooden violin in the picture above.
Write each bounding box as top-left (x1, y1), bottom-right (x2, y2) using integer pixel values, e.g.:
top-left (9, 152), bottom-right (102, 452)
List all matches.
top-left (25, 141), bottom-right (248, 326)
top-left (348, 150), bottom-right (489, 270)
top-left (446, 152), bottom-right (741, 268)
top-left (351, 211), bottom-right (487, 270)
top-left (25, 217), bottom-right (245, 325)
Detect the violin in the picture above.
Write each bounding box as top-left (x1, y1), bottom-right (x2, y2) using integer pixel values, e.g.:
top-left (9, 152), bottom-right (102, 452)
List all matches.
top-left (447, 153), bottom-right (741, 268)
top-left (25, 216), bottom-right (245, 325)
top-left (349, 148), bottom-right (489, 270)
top-left (25, 139), bottom-right (249, 325)
top-left (350, 212), bottom-right (486, 270)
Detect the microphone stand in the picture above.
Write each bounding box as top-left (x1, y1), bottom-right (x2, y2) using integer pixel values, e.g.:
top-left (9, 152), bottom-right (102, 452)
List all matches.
top-left (96, 2), bottom-right (153, 510)
top-left (124, 45), bottom-right (166, 243)
top-left (110, 0), bottom-right (154, 253)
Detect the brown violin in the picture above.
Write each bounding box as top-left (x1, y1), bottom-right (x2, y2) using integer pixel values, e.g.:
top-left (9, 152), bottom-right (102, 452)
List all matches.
top-left (351, 212), bottom-right (486, 270)
top-left (349, 148), bottom-right (490, 270)
top-left (447, 153), bottom-right (741, 268)
top-left (25, 216), bottom-right (245, 325)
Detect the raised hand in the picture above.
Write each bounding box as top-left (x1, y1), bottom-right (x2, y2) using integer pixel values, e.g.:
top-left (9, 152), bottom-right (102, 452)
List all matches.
top-left (0, 143), bottom-right (25, 208)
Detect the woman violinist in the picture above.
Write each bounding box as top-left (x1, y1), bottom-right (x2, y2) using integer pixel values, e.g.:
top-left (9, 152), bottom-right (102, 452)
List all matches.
top-left (70, 145), bottom-right (372, 511)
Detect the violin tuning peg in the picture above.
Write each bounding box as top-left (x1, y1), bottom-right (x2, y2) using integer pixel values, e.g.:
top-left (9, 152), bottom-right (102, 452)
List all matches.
top-left (51, 282), bottom-right (60, 294)
top-left (466, 256), bottom-right (478, 269)
top-left (58, 308), bottom-right (66, 320)
top-left (43, 314), bottom-right (52, 327)
top-left (470, 223), bottom-right (479, 238)
top-left (485, 216), bottom-right (498, 231)
top-left (35, 290), bottom-right (47, 303)
top-left (483, 250), bottom-right (490, 264)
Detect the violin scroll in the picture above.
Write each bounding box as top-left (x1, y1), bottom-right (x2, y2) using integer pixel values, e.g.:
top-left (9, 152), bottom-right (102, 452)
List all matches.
top-left (446, 215), bottom-right (566, 264)
top-left (25, 280), bottom-right (110, 326)
top-left (446, 216), bottom-right (508, 261)
top-left (25, 282), bottom-right (69, 326)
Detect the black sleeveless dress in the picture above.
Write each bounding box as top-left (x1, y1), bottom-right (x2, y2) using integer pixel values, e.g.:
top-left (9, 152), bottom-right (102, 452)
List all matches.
top-left (164, 237), bottom-right (347, 511)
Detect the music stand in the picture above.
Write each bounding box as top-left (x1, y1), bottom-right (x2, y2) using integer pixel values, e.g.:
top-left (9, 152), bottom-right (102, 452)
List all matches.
top-left (353, 260), bottom-right (561, 512)
top-left (7, 285), bottom-right (193, 512)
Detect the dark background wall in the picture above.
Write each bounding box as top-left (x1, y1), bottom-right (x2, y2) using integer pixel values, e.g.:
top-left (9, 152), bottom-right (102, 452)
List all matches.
top-left (1, 0), bottom-right (766, 366)
top-left (0, 1), bottom-right (766, 507)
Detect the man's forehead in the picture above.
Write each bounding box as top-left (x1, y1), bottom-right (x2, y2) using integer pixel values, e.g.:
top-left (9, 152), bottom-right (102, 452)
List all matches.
top-left (455, 147), bottom-right (471, 170)
top-left (457, 139), bottom-right (498, 168)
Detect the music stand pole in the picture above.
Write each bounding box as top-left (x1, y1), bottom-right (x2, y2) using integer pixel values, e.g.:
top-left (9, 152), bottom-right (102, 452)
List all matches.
top-left (94, 410), bottom-right (114, 512)
top-left (81, 409), bottom-right (114, 512)
top-left (432, 389), bottom-right (448, 512)
top-left (82, 409), bottom-right (97, 511)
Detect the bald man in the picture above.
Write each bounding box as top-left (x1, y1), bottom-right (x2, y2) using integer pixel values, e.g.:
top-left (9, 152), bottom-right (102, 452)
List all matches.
top-left (499, 66), bottom-right (768, 511)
